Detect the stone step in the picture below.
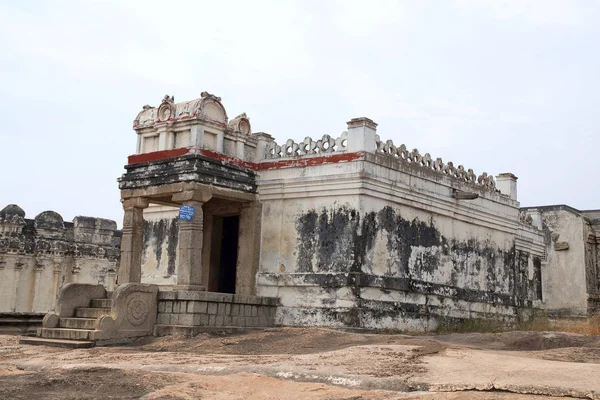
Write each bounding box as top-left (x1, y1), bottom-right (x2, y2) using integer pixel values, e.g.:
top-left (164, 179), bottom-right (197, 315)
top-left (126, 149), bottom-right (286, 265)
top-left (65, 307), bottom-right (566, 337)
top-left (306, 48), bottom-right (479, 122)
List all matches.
top-left (90, 298), bottom-right (111, 308)
top-left (39, 328), bottom-right (94, 340)
top-left (59, 317), bottom-right (96, 330)
top-left (75, 308), bottom-right (111, 318)
top-left (19, 337), bottom-right (95, 349)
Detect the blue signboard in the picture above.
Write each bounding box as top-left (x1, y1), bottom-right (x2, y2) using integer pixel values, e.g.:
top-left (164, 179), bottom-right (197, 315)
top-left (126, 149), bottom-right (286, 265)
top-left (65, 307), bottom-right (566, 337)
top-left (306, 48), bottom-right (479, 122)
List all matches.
top-left (178, 205), bottom-right (195, 221)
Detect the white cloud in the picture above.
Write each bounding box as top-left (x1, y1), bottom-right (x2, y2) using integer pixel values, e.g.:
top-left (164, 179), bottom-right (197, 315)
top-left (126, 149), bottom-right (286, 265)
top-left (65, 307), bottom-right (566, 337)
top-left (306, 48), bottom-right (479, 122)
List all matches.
top-left (455, 0), bottom-right (582, 25)
top-left (332, 0), bottom-right (411, 36)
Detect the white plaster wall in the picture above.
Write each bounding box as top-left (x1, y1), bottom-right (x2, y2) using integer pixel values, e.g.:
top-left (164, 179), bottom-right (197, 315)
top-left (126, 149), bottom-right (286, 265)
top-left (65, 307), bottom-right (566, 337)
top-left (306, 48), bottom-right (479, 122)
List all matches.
top-left (0, 255), bottom-right (114, 313)
top-left (141, 206), bottom-right (179, 285)
top-left (258, 194), bottom-right (360, 304)
top-left (256, 156), bottom-right (542, 329)
top-left (143, 205), bottom-right (178, 221)
top-left (359, 195), bottom-right (515, 294)
top-left (540, 210), bottom-right (588, 314)
top-left (141, 217), bottom-right (179, 285)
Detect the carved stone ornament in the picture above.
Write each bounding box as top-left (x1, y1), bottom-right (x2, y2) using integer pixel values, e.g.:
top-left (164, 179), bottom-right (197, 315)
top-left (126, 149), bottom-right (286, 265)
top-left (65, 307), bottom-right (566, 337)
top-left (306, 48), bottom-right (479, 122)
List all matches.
top-left (126, 293), bottom-right (149, 326)
top-left (228, 113), bottom-right (252, 134)
top-left (519, 211), bottom-right (533, 225)
top-left (372, 135), bottom-right (499, 192)
top-left (157, 95), bottom-right (175, 122)
top-left (266, 132), bottom-right (348, 159)
top-left (200, 91), bottom-right (221, 102)
top-left (554, 242), bottom-right (569, 251)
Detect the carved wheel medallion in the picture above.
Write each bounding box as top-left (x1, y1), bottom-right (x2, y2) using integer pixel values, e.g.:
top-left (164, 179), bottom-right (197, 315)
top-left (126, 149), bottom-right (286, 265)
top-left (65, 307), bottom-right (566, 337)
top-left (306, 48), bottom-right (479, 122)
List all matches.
top-left (157, 104), bottom-right (172, 121)
top-left (126, 294), bottom-right (148, 326)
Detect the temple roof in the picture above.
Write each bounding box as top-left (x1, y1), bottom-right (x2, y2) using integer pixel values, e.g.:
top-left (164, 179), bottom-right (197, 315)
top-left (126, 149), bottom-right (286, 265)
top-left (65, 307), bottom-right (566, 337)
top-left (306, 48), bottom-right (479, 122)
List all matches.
top-left (134, 91), bottom-right (229, 129)
top-left (0, 204), bottom-right (25, 220)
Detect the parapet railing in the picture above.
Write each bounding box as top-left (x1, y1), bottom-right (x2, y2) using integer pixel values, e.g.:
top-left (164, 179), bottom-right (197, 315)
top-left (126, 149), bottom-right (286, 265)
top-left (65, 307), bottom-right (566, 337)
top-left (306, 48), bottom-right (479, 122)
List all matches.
top-left (260, 129), bottom-right (499, 193)
top-left (374, 135), bottom-right (498, 191)
top-left (264, 132), bottom-right (348, 159)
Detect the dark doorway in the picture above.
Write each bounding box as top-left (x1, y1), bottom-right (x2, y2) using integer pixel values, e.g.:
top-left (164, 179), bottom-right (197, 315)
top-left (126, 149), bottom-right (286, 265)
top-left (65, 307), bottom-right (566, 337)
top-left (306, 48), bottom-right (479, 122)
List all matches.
top-left (217, 216), bottom-right (239, 293)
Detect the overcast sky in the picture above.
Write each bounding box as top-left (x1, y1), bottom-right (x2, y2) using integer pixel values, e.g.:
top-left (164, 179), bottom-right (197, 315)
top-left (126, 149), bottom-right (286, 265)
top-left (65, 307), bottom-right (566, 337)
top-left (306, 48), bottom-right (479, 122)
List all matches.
top-left (1, 0), bottom-right (599, 225)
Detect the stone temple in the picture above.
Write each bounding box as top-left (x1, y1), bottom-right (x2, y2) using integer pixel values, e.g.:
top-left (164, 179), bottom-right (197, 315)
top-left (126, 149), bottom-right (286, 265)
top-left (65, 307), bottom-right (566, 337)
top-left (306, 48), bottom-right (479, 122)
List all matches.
top-left (1, 91), bottom-right (597, 345)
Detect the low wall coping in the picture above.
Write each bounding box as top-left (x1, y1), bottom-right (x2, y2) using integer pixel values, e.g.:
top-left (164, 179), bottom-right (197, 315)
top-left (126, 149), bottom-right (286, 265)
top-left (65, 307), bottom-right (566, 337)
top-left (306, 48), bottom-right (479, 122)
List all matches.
top-left (158, 290), bottom-right (279, 306)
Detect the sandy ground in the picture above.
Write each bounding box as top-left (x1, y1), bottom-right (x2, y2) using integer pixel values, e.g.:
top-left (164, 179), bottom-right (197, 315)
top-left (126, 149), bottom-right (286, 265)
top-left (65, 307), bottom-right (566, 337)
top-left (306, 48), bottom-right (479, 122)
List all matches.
top-left (0, 328), bottom-right (599, 399)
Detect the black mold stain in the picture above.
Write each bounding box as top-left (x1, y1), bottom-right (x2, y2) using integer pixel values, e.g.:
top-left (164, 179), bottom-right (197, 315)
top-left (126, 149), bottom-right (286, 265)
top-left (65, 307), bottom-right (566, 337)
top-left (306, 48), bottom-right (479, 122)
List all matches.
top-left (316, 208), bottom-right (355, 273)
top-left (296, 211), bottom-right (318, 273)
top-left (295, 205), bottom-right (538, 326)
top-left (143, 218), bottom-right (178, 276)
top-left (154, 219), bottom-right (166, 269)
top-left (167, 219), bottom-right (178, 276)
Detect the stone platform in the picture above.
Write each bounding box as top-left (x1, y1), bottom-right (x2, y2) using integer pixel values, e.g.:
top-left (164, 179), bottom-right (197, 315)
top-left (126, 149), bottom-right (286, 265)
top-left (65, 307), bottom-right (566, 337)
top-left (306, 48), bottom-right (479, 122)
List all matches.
top-left (156, 290), bottom-right (279, 332)
top-left (0, 313), bottom-right (44, 335)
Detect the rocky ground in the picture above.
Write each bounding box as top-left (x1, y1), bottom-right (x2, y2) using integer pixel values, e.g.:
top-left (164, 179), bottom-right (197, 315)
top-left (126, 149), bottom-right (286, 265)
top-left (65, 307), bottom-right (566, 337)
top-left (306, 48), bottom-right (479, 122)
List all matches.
top-left (0, 328), bottom-right (599, 399)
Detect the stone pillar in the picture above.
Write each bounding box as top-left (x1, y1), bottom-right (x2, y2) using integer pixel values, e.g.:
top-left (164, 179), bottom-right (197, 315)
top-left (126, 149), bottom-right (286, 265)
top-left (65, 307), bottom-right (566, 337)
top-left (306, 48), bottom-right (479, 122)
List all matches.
top-left (11, 260), bottom-right (24, 312)
top-left (51, 257), bottom-right (63, 308)
top-left (201, 212), bottom-right (214, 289)
top-left (346, 117), bottom-right (378, 153)
top-left (253, 132), bottom-right (275, 162)
top-left (172, 190), bottom-right (212, 290)
top-left (31, 261), bottom-right (46, 312)
top-left (0, 260), bottom-right (6, 312)
top-left (528, 209), bottom-right (543, 230)
top-left (236, 201), bottom-right (262, 295)
top-left (191, 125), bottom-right (204, 148)
top-left (157, 125), bottom-right (170, 151)
top-left (107, 267), bottom-right (117, 292)
top-left (496, 173), bottom-right (518, 201)
top-left (71, 261), bottom-right (81, 283)
top-left (118, 197), bottom-right (149, 284)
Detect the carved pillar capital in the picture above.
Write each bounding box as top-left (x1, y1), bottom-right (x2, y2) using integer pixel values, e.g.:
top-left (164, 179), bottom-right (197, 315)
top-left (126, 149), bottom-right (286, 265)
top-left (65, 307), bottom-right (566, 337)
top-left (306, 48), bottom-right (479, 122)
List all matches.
top-left (172, 190), bottom-right (212, 203)
top-left (122, 197), bottom-right (150, 209)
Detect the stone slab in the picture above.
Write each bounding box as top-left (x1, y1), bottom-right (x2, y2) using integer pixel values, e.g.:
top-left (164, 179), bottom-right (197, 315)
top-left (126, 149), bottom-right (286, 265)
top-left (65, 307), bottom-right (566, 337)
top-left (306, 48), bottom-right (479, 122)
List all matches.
top-left (19, 337), bottom-right (95, 349)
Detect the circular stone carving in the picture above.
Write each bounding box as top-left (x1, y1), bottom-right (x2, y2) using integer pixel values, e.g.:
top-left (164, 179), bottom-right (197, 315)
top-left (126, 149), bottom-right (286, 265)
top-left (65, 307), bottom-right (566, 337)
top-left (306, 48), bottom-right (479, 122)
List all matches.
top-left (126, 295), bottom-right (149, 326)
top-left (239, 119), bottom-right (251, 134)
top-left (157, 104), bottom-right (172, 121)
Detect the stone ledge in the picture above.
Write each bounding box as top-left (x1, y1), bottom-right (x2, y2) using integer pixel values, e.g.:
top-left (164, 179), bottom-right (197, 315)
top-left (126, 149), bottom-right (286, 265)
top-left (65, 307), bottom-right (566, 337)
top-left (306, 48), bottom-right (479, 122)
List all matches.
top-left (157, 290), bottom-right (278, 306)
top-left (157, 311), bottom-right (275, 328)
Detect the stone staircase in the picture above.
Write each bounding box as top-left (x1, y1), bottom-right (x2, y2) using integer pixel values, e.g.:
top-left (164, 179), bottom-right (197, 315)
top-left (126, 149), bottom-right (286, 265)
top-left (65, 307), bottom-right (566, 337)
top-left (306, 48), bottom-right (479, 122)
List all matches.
top-left (19, 283), bottom-right (158, 349)
top-left (20, 295), bottom-right (112, 348)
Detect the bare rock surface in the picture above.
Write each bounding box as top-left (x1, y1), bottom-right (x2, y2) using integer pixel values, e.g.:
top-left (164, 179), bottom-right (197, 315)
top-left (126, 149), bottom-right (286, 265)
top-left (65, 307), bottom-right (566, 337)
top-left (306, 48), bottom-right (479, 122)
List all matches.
top-left (1, 328), bottom-right (599, 399)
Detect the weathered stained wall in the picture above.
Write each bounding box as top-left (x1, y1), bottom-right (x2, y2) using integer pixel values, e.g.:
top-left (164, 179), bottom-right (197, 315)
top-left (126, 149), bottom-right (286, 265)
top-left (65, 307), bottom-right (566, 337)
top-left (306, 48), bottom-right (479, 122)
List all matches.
top-left (256, 154), bottom-right (545, 330)
top-left (523, 206), bottom-right (600, 316)
top-left (0, 205), bottom-right (120, 314)
top-left (141, 217), bottom-right (179, 285)
top-left (140, 206), bottom-right (179, 285)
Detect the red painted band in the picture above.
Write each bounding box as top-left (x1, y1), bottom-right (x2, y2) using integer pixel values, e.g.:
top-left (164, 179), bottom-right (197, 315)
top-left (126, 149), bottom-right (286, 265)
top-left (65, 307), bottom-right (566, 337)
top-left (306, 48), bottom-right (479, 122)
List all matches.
top-left (127, 148), bottom-right (190, 164)
top-left (128, 147), bottom-right (365, 171)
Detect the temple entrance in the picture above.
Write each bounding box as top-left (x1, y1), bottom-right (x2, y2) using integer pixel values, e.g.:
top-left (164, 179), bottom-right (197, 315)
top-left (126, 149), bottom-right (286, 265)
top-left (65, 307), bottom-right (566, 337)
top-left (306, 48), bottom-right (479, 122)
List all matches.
top-left (208, 215), bottom-right (239, 293)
